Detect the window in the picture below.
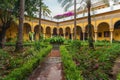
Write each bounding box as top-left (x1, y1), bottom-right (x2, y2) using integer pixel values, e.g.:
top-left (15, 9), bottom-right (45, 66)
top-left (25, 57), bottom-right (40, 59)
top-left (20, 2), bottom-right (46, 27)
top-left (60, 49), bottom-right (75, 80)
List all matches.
top-left (104, 31), bottom-right (110, 37)
top-left (98, 32), bottom-right (102, 37)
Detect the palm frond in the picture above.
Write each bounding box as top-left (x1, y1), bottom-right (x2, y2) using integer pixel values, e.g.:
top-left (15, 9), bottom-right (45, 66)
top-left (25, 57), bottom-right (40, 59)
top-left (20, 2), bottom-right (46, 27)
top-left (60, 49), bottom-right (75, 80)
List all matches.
top-left (58, 0), bottom-right (63, 3)
top-left (64, 2), bottom-right (73, 11)
top-left (61, 0), bottom-right (72, 8)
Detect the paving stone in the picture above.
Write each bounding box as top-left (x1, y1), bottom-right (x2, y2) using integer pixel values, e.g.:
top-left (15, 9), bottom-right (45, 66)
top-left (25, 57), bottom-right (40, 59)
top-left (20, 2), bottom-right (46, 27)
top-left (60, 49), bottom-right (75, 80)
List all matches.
top-left (28, 50), bottom-right (64, 80)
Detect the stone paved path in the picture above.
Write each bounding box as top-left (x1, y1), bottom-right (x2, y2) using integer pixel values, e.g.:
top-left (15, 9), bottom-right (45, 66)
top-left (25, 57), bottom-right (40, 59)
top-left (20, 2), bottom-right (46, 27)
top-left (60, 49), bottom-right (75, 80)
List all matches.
top-left (28, 50), bottom-right (64, 80)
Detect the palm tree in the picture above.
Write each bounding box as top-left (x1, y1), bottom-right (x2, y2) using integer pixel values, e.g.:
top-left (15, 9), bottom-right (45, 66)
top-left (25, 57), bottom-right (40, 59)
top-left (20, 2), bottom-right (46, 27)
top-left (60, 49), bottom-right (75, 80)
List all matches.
top-left (57, 0), bottom-right (100, 48)
top-left (39, 0), bottom-right (42, 40)
top-left (15, 0), bottom-right (25, 52)
top-left (42, 4), bottom-right (51, 17)
top-left (74, 0), bottom-right (77, 40)
top-left (39, 0), bottom-right (51, 40)
top-left (58, 0), bottom-right (77, 40)
top-left (86, 0), bottom-right (94, 49)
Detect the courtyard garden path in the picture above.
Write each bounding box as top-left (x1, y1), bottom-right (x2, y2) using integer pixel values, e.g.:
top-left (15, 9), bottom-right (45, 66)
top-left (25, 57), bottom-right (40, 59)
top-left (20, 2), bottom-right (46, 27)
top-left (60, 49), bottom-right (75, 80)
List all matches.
top-left (28, 49), bottom-right (64, 80)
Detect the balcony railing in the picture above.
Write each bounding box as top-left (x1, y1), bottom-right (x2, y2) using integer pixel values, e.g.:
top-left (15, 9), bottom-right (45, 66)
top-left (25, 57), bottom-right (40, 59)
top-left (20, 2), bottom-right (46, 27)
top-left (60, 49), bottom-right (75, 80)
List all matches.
top-left (35, 3), bottom-right (120, 23)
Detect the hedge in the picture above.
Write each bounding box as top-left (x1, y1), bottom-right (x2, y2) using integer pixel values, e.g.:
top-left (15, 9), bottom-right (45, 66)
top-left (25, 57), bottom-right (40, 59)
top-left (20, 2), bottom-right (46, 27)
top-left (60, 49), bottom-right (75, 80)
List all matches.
top-left (3, 45), bottom-right (52, 80)
top-left (60, 46), bottom-right (83, 80)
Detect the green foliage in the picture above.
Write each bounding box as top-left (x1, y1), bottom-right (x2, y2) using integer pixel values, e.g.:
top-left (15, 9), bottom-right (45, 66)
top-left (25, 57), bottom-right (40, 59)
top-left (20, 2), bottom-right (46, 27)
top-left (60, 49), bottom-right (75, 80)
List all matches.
top-left (0, 0), bottom-right (51, 49)
top-left (95, 40), bottom-right (110, 46)
top-left (66, 40), bottom-right (81, 54)
top-left (50, 36), bottom-right (64, 44)
top-left (34, 41), bottom-right (41, 51)
top-left (60, 46), bottom-right (83, 80)
top-left (67, 43), bottom-right (120, 80)
top-left (4, 42), bottom-right (34, 46)
top-left (9, 58), bottom-right (23, 69)
top-left (64, 39), bottom-right (72, 45)
top-left (34, 41), bottom-right (47, 51)
top-left (71, 40), bottom-right (81, 49)
top-left (3, 45), bottom-right (52, 80)
top-left (117, 73), bottom-right (120, 80)
top-left (0, 49), bottom-right (10, 59)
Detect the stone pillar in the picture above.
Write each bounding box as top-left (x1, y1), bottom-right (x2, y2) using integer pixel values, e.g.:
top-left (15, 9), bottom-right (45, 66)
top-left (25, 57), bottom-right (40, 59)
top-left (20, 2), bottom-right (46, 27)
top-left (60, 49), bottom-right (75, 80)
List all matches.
top-left (83, 32), bottom-right (85, 41)
top-left (95, 32), bottom-right (97, 42)
top-left (51, 32), bottom-right (53, 38)
top-left (63, 28), bottom-right (66, 39)
top-left (63, 33), bottom-right (65, 39)
top-left (43, 33), bottom-right (46, 39)
top-left (57, 28), bottom-right (59, 36)
top-left (110, 31), bottom-right (113, 43)
top-left (71, 33), bottom-right (73, 40)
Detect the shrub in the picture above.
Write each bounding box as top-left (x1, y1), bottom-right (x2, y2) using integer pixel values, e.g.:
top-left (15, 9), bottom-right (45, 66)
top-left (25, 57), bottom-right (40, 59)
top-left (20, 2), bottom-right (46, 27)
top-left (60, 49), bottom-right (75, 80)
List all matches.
top-left (34, 41), bottom-right (41, 51)
top-left (60, 46), bottom-right (83, 80)
top-left (3, 45), bottom-right (52, 80)
top-left (50, 36), bottom-right (64, 44)
top-left (70, 44), bottom-right (120, 80)
top-left (71, 40), bottom-right (81, 49)
top-left (0, 49), bottom-right (10, 60)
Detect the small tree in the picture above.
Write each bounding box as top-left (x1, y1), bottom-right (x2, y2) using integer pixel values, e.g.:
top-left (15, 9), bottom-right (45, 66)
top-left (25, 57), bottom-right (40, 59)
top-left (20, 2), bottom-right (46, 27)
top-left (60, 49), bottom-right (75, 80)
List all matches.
top-left (0, 0), bottom-right (18, 48)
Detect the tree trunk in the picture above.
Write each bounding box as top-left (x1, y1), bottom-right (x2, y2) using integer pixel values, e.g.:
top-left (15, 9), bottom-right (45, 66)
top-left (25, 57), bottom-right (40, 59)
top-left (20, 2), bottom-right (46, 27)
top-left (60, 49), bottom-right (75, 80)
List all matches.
top-left (74, 0), bottom-right (77, 40)
top-left (87, 0), bottom-right (94, 49)
top-left (39, 0), bottom-right (42, 40)
top-left (15, 0), bottom-right (25, 52)
top-left (0, 28), bottom-right (6, 48)
top-left (0, 22), bottom-right (12, 49)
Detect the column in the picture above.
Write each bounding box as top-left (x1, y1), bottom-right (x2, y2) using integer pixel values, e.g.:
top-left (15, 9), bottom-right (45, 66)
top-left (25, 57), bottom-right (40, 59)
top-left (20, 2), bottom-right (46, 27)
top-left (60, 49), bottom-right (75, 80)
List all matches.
top-left (110, 31), bottom-right (113, 43)
top-left (63, 33), bottom-right (65, 39)
top-left (43, 33), bottom-right (46, 39)
top-left (63, 28), bottom-right (66, 39)
top-left (57, 28), bottom-right (59, 36)
top-left (51, 32), bottom-right (53, 38)
top-left (83, 32), bottom-right (85, 41)
top-left (95, 32), bottom-right (97, 42)
top-left (71, 33), bottom-right (73, 40)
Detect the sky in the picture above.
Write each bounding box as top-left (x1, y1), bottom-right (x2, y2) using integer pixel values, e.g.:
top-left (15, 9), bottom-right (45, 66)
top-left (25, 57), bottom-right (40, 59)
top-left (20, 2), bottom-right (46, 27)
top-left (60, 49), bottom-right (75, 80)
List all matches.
top-left (42, 0), bottom-right (115, 17)
top-left (43, 0), bottom-right (65, 17)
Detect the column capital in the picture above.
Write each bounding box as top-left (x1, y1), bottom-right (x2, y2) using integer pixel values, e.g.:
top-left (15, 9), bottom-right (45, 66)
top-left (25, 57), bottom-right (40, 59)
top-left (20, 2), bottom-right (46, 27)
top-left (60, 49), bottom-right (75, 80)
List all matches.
top-left (110, 28), bottom-right (114, 32)
top-left (82, 31), bottom-right (85, 33)
top-left (94, 30), bottom-right (97, 33)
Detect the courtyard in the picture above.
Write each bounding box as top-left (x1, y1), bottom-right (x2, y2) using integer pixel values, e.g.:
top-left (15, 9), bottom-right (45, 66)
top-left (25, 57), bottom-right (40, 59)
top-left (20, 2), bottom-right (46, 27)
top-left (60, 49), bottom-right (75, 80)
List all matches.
top-left (0, 0), bottom-right (120, 80)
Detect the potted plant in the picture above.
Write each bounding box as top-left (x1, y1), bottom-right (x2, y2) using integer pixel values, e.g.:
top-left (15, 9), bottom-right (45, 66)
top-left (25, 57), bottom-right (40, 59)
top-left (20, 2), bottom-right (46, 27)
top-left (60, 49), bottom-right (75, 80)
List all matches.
top-left (50, 36), bottom-right (64, 49)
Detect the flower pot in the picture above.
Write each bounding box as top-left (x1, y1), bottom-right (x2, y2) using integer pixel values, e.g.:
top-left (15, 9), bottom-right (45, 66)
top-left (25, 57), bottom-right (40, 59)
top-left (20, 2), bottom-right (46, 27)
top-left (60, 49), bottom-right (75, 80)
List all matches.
top-left (52, 43), bottom-right (60, 50)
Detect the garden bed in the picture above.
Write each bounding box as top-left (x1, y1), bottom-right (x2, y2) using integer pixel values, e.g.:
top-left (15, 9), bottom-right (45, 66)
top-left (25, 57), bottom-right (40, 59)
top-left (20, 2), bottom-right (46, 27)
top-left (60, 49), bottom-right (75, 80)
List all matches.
top-left (0, 42), bottom-right (52, 80)
top-left (63, 40), bottom-right (120, 80)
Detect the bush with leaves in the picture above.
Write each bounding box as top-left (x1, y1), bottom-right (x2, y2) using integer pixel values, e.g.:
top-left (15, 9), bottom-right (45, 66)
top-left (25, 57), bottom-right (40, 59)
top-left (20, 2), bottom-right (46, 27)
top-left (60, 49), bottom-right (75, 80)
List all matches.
top-left (3, 45), bottom-right (52, 80)
top-left (67, 43), bottom-right (120, 80)
top-left (50, 36), bottom-right (64, 44)
top-left (60, 46), bottom-right (83, 80)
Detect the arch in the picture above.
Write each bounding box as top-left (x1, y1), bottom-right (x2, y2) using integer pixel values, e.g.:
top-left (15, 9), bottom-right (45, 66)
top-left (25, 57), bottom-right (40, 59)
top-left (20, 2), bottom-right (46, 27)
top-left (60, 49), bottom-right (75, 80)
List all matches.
top-left (114, 20), bottom-right (120, 29)
top-left (113, 20), bottom-right (120, 41)
top-left (53, 27), bottom-right (57, 36)
top-left (34, 25), bottom-right (43, 40)
top-left (76, 26), bottom-right (83, 40)
top-left (24, 23), bottom-right (31, 34)
top-left (34, 25), bottom-right (43, 33)
top-left (65, 27), bottom-right (71, 39)
top-left (6, 21), bottom-right (18, 42)
top-left (59, 28), bottom-right (63, 36)
top-left (46, 26), bottom-right (51, 38)
top-left (23, 23), bottom-right (32, 41)
top-left (85, 24), bottom-right (94, 40)
top-left (97, 22), bottom-right (110, 41)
